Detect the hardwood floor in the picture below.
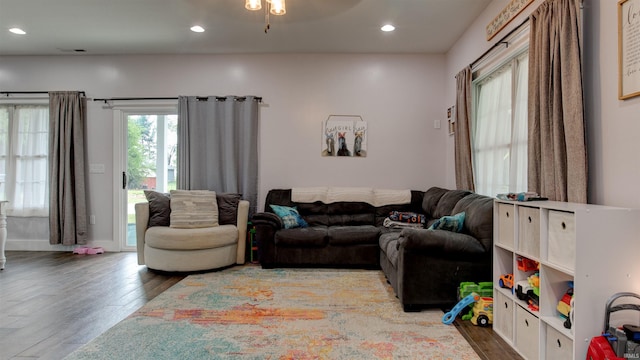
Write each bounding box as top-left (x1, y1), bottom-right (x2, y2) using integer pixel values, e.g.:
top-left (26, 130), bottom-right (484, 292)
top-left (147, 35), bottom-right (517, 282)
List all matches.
top-left (0, 251), bottom-right (521, 360)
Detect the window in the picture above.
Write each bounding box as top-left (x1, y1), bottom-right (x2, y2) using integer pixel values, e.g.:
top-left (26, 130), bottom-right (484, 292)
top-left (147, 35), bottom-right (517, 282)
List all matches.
top-left (472, 51), bottom-right (528, 197)
top-left (0, 105), bottom-right (49, 216)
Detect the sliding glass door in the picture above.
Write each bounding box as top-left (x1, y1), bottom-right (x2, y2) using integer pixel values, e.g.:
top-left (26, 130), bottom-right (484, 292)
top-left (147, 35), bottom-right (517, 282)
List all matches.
top-left (121, 111), bottom-right (177, 250)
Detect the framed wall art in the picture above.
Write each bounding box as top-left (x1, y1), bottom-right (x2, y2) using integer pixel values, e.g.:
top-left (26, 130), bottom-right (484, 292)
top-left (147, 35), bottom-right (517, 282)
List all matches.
top-left (321, 115), bottom-right (367, 157)
top-left (618, 0), bottom-right (640, 100)
top-left (447, 106), bottom-right (455, 136)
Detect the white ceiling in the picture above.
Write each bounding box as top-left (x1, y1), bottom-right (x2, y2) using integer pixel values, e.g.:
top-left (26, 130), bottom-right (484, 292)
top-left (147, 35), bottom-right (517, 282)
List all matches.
top-left (0, 0), bottom-right (492, 56)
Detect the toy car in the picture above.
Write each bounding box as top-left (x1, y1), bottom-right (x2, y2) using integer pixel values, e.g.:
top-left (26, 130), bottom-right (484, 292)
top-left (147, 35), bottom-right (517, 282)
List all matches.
top-left (498, 274), bottom-right (514, 289)
top-left (515, 280), bottom-right (533, 301)
top-left (470, 297), bottom-right (494, 327)
top-left (517, 256), bottom-right (539, 272)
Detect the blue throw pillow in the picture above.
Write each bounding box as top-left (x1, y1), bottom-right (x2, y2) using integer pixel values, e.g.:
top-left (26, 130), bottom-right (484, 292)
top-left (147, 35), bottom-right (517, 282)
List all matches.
top-left (428, 211), bottom-right (466, 232)
top-left (269, 205), bottom-right (309, 229)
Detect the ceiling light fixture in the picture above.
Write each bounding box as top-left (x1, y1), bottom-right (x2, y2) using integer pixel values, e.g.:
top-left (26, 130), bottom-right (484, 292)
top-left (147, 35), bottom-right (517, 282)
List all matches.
top-left (9, 28), bottom-right (26, 35)
top-left (245, 0), bottom-right (286, 34)
top-left (190, 25), bottom-right (205, 33)
top-left (381, 24), bottom-right (395, 32)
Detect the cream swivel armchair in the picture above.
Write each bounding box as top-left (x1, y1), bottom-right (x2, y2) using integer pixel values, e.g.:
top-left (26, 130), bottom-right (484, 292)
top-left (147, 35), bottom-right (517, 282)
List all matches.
top-left (135, 190), bottom-right (249, 272)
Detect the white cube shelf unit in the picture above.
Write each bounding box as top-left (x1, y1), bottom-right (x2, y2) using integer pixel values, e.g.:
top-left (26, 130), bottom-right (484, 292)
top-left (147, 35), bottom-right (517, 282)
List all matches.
top-left (493, 199), bottom-right (640, 360)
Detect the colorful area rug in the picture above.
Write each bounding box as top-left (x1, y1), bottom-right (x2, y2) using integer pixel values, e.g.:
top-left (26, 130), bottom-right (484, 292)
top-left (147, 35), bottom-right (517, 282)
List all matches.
top-left (65, 267), bottom-right (479, 359)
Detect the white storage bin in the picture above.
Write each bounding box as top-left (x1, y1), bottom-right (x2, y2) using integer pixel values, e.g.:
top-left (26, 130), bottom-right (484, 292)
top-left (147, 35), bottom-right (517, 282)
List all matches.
top-left (548, 210), bottom-right (576, 270)
top-left (516, 305), bottom-right (540, 360)
top-left (518, 206), bottom-right (540, 259)
top-left (494, 290), bottom-right (514, 341)
top-left (545, 325), bottom-right (573, 360)
top-left (497, 203), bottom-right (516, 248)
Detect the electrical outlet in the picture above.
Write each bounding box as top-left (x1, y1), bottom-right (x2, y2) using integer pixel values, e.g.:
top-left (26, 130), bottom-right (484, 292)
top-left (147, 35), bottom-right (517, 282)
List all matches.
top-left (434, 119), bottom-right (441, 129)
top-left (90, 215), bottom-right (96, 225)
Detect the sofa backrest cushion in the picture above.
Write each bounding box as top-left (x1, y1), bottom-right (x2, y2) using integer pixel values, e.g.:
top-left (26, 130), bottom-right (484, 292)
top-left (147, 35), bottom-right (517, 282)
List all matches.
top-left (421, 187), bottom-right (449, 217)
top-left (264, 189), bottom-right (295, 208)
top-left (433, 189), bottom-right (473, 219)
top-left (375, 190), bottom-right (425, 226)
top-left (265, 189), bottom-right (425, 227)
top-left (264, 189), bottom-right (376, 226)
top-left (451, 193), bottom-right (494, 251)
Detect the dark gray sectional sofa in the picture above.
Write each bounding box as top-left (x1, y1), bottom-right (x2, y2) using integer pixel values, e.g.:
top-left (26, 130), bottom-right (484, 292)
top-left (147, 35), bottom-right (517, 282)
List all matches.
top-left (252, 188), bottom-right (424, 269)
top-left (251, 187), bottom-right (494, 311)
top-left (380, 187), bottom-right (494, 311)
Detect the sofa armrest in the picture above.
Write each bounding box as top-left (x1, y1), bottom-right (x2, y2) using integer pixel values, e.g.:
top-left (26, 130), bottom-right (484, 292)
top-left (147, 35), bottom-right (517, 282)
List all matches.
top-left (251, 212), bottom-right (282, 229)
top-left (235, 200), bottom-right (250, 265)
top-left (251, 212), bottom-right (282, 267)
top-left (397, 228), bottom-right (486, 255)
top-left (134, 202), bottom-right (150, 265)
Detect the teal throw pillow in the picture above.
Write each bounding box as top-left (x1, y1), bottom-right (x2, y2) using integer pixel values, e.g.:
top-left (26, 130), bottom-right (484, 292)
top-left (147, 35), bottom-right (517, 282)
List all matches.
top-left (428, 211), bottom-right (466, 232)
top-left (269, 205), bottom-right (309, 229)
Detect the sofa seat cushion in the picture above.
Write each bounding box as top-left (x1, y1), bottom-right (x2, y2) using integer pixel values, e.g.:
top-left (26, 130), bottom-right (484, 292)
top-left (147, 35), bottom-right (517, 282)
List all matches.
top-left (145, 225), bottom-right (238, 250)
top-left (328, 225), bottom-right (381, 246)
top-left (385, 240), bottom-right (399, 268)
top-left (274, 226), bottom-right (328, 247)
top-left (379, 231), bottom-right (402, 254)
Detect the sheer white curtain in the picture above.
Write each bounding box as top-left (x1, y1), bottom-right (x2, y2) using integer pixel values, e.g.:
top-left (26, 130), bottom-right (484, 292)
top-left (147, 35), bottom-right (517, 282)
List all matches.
top-left (0, 106), bottom-right (49, 216)
top-left (473, 67), bottom-right (512, 196)
top-left (473, 53), bottom-right (528, 197)
top-left (511, 56), bottom-right (529, 192)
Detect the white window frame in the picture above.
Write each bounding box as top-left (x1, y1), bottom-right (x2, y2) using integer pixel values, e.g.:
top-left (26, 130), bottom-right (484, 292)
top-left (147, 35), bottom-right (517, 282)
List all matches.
top-left (471, 26), bottom-right (530, 197)
top-left (0, 96), bottom-right (50, 217)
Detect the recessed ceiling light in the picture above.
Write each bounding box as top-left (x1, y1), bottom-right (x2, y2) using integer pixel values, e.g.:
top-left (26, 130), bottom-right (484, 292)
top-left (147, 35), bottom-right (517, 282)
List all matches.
top-left (9, 28), bottom-right (26, 35)
top-left (381, 24), bottom-right (395, 32)
top-left (190, 25), bottom-right (205, 33)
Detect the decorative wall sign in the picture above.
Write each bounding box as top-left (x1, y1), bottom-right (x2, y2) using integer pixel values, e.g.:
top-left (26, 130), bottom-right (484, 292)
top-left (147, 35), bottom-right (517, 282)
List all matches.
top-left (322, 115), bottom-right (367, 157)
top-left (619, 0), bottom-right (640, 100)
top-left (486, 0), bottom-right (534, 41)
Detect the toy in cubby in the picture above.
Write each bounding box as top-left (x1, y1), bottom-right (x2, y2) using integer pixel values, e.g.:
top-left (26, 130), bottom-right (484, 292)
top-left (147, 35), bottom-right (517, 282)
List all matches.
top-left (527, 272), bottom-right (540, 311)
top-left (498, 273), bottom-right (514, 290)
top-left (513, 256), bottom-right (540, 311)
top-left (517, 256), bottom-right (539, 272)
top-left (556, 281), bottom-right (574, 329)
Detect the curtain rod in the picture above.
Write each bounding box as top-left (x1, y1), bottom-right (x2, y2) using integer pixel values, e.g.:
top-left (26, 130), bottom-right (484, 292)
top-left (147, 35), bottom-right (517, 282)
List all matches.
top-left (1, 91), bottom-right (86, 96)
top-left (92, 96), bottom-right (262, 103)
top-left (470, 17), bottom-right (530, 69)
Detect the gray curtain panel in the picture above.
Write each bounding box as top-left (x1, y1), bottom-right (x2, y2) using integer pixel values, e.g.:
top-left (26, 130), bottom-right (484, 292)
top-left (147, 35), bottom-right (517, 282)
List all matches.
top-left (528, 0), bottom-right (587, 203)
top-left (177, 96), bottom-right (259, 214)
top-left (454, 66), bottom-right (475, 192)
top-left (48, 91), bottom-right (88, 245)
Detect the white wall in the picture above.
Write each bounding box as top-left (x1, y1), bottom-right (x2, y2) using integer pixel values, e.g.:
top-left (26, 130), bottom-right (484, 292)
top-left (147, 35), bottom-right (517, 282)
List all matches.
top-left (445, 0), bottom-right (640, 208)
top-left (583, 0), bottom-right (640, 208)
top-left (0, 53), bottom-right (448, 250)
